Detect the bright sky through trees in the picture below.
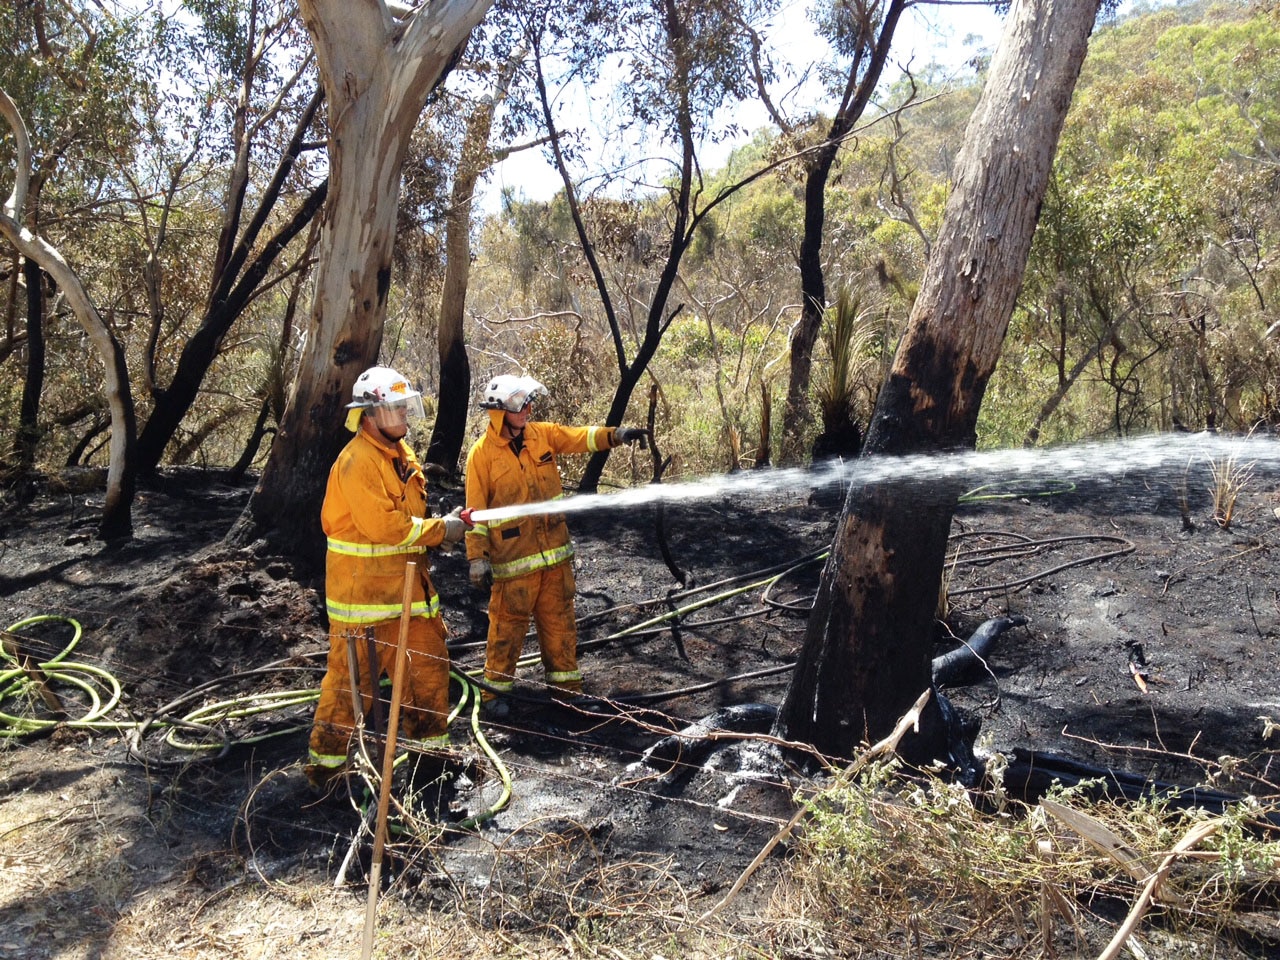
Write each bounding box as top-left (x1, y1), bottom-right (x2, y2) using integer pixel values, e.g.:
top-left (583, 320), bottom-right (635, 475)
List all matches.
top-left (478, 0), bottom-right (1003, 211)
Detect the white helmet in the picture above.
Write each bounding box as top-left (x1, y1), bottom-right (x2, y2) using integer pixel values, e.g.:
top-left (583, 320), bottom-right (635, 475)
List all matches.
top-left (480, 374), bottom-right (547, 413)
top-left (346, 366), bottom-right (425, 419)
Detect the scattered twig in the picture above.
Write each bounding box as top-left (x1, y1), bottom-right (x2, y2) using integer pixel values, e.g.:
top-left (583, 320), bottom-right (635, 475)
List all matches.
top-left (700, 688), bottom-right (932, 921)
top-left (1094, 818), bottom-right (1222, 960)
top-left (1246, 584), bottom-right (1264, 639)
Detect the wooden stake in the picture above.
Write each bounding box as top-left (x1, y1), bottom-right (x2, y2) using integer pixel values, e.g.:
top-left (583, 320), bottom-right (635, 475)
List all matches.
top-left (345, 629), bottom-right (365, 732)
top-left (361, 562), bottom-right (416, 960)
top-left (1, 629), bottom-right (65, 715)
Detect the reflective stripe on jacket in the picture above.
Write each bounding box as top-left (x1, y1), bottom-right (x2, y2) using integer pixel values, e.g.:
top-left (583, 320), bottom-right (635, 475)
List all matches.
top-left (464, 411), bottom-right (622, 581)
top-left (323, 430), bottom-right (447, 624)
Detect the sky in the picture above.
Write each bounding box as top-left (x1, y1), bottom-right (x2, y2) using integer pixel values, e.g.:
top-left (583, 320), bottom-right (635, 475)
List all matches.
top-left (476, 0), bottom-right (1006, 212)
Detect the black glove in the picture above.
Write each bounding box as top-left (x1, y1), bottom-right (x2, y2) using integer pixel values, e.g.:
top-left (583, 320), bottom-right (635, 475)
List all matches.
top-left (615, 426), bottom-right (648, 448)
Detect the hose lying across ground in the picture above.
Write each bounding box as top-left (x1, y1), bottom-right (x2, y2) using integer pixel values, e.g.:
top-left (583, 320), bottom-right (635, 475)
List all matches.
top-left (1, 522), bottom-right (1134, 826)
top-left (0, 614), bottom-right (518, 827)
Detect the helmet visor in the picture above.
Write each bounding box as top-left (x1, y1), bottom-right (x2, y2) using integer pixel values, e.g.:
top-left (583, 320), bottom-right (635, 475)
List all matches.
top-left (501, 377), bottom-right (547, 413)
top-left (500, 389), bottom-right (535, 413)
top-left (374, 394), bottom-right (425, 419)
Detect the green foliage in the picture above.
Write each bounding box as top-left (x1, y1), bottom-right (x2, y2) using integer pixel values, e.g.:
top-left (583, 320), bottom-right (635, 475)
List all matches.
top-left (0, 3), bottom-right (146, 201)
top-left (790, 760), bottom-right (1280, 957)
top-left (982, 0), bottom-right (1280, 443)
top-left (647, 308), bottom-right (789, 474)
top-left (815, 287), bottom-right (872, 427)
top-left (662, 315), bottom-right (716, 364)
top-left (10, 0), bottom-right (1280, 487)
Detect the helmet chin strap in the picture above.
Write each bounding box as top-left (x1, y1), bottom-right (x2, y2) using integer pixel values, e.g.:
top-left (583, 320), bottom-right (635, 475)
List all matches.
top-left (500, 414), bottom-right (526, 452)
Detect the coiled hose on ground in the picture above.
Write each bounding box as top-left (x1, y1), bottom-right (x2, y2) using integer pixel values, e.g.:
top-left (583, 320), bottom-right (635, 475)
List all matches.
top-left (3, 484), bottom-right (1127, 828)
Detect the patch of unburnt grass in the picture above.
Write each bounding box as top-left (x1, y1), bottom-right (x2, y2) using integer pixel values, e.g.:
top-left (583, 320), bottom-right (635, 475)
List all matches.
top-left (767, 758), bottom-right (1280, 959)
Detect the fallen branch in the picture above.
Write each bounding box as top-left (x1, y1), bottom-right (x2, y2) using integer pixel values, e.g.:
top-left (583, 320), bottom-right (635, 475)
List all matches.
top-left (1095, 817), bottom-right (1222, 960)
top-left (699, 687), bottom-right (932, 921)
top-left (1041, 797), bottom-right (1194, 912)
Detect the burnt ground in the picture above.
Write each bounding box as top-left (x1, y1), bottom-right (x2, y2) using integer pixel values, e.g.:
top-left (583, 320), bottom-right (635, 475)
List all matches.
top-left (1, 457), bottom-right (1279, 959)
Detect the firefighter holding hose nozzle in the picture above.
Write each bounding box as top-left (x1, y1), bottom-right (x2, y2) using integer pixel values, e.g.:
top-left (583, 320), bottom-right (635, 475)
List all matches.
top-left (305, 366), bottom-right (468, 790)
top-left (464, 374), bottom-right (646, 718)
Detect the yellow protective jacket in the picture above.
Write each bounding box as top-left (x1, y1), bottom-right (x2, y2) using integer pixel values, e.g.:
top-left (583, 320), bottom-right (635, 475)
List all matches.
top-left (322, 429), bottom-right (450, 623)
top-left (464, 410), bottom-right (624, 581)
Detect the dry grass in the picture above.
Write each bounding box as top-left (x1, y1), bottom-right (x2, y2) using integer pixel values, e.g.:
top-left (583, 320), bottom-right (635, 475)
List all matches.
top-left (773, 759), bottom-right (1280, 959)
top-left (4, 742), bottom-right (1279, 959)
top-left (1208, 452), bottom-right (1256, 529)
top-left (0, 748), bottom-right (749, 960)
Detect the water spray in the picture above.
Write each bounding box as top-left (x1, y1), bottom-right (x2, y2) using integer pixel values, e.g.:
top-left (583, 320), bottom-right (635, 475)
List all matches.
top-left (458, 432), bottom-right (1280, 527)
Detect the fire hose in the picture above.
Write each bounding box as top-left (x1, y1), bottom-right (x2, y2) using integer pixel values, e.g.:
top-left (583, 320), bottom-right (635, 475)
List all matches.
top-left (3, 482), bottom-right (1107, 828)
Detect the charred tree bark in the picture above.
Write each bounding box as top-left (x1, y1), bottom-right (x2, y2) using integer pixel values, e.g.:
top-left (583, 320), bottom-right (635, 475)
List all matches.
top-left (14, 257), bottom-right (44, 478)
top-left (777, 0), bottom-right (907, 466)
top-left (426, 53), bottom-right (524, 475)
top-left (135, 89), bottom-right (326, 475)
top-left (137, 181), bottom-right (327, 475)
top-left (228, 220), bottom-right (316, 483)
top-left (776, 0), bottom-right (1101, 761)
top-left (227, 396), bottom-right (275, 483)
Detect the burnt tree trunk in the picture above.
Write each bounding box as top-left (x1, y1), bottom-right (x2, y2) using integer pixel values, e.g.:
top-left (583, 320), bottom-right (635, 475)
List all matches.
top-left (14, 257), bottom-right (44, 477)
top-left (424, 127), bottom-right (483, 477)
top-left (135, 89), bottom-right (327, 475)
top-left (776, 0), bottom-right (1101, 761)
top-left (426, 53), bottom-right (523, 475)
top-left (777, 0), bottom-right (907, 466)
top-left (575, 0), bottom-right (697, 495)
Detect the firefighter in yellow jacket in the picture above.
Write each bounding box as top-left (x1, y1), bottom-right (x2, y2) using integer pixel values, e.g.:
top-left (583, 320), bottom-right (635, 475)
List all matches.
top-left (464, 374), bottom-right (646, 716)
top-left (306, 366), bottom-right (467, 789)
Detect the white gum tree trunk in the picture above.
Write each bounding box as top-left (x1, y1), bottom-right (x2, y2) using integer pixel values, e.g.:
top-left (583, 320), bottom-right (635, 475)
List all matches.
top-left (0, 88), bottom-right (137, 540)
top-left (236, 0), bottom-right (493, 557)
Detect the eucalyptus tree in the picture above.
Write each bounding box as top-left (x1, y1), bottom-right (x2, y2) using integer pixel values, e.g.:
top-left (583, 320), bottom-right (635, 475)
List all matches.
top-left (1, 0), bottom-right (150, 536)
top-left (750, 0), bottom-right (909, 465)
top-left (132, 0), bottom-right (329, 476)
top-left (1, 88), bottom-right (138, 538)
top-left (775, 0), bottom-right (1102, 760)
top-left (990, 2), bottom-right (1278, 445)
top-left (1152, 6), bottom-right (1280, 431)
top-left (3, 0), bottom-right (329, 539)
top-left (232, 0), bottom-right (492, 558)
top-left (423, 44), bottom-right (539, 476)
top-left (506, 0), bottom-right (781, 492)
top-left (1012, 167), bottom-right (1194, 446)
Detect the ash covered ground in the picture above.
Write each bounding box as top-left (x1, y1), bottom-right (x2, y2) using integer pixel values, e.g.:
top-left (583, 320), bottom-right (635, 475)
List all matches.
top-left (2, 449), bottom-right (1279, 958)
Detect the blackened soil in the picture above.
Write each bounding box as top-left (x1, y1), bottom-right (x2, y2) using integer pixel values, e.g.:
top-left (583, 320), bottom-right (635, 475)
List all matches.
top-left (2, 461), bottom-right (1279, 955)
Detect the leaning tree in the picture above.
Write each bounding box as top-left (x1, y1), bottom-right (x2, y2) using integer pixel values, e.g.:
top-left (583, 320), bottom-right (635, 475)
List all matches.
top-left (0, 88), bottom-right (138, 540)
top-left (775, 0), bottom-right (1104, 760)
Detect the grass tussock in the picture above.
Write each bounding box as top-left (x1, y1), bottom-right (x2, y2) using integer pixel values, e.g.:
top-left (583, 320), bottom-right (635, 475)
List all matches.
top-left (771, 759), bottom-right (1280, 959)
top-left (1207, 452), bottom-right (1256, 529)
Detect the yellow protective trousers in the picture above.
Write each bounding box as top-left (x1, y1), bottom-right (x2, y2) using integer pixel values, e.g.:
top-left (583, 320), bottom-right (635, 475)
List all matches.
top-left (484, 561), bottom-right (582, 698)
top-left (307, 614), bottom-right (451, 773)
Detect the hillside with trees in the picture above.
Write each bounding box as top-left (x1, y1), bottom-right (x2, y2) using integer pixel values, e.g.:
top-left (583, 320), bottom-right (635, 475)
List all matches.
top-left (4, 1), bottom-right (1276, 509)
